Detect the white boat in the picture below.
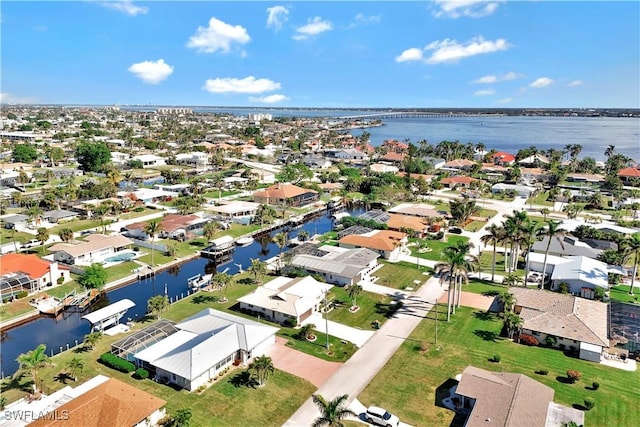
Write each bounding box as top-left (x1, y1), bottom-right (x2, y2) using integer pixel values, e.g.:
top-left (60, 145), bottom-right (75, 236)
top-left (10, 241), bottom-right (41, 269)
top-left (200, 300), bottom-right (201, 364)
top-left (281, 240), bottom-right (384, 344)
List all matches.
top-left (235, 236), bottom-right (254, 247)
top-left (29, 296), bottom-right (64, 316)
top-left (187, 273), bottom-right (213, 290)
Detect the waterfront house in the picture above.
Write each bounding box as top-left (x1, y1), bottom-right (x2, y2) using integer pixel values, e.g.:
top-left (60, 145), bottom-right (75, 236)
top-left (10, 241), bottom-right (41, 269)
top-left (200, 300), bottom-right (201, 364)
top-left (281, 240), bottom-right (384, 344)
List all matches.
top-left (509, 287), bottom-right (609, 361)
top-left (175, 152), bottom-right (210, 169)
top-left (48, 234), bottom-right (133, 266)
top-left (490, 151), bottom-right (516, 166)
top-left (389, 203), bottom-right (443, 219)
top-left (517, 153), bottom-right (551, 167)
top-left (451, 366), bottom-right (584, 427)
top-left (441, 159), bottom-right (476, 172)
top-left (440, 175), bottom-right (482, 190)
top-left (0, 253), bottom-right (70, 298)
top-left (288, 245), bottom-right (380, 286)
top-left (618, 166), bottom-right (640, 186)
top-left (252, 183), bottom-right (319, 207)
top-left (29, 375), bottom-right (167, 427)
top-left (131, 154), bottom-right (166, 169)
top-left (338, 229), bottom-right (407, 261)
top-left (208, 200), bottom-right (260, 224)
top-left (386, 213), bottom-right (430, 237)
top-left (238, 276), bottom-right (333, 325)
top-left (134, 309), bottom-right (278, 391)
top-left (490, 183), bottom-right (536, 198)
top-left (124, 214), bottom-right (209, 240)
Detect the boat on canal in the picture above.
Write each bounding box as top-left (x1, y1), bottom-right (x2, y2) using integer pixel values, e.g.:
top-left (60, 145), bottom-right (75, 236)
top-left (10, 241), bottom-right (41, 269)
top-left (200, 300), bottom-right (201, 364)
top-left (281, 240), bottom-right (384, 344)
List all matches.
top-left (235, 236), bottom-right (254, 247)
top-left (29, 295), bottom-right (64, 316)
top-left (187, 273), bottom-right (213, 290)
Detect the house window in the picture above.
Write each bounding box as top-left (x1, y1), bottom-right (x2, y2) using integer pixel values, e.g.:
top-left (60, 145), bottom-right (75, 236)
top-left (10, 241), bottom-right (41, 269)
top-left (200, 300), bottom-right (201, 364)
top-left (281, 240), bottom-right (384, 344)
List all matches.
top-left (532, 331), bottom-right (539, 336)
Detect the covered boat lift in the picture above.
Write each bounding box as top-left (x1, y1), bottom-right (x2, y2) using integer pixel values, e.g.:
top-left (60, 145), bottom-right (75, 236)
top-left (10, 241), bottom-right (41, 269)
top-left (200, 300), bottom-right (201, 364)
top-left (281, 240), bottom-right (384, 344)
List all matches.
top-left (82, 299), bottom-right (135, 332)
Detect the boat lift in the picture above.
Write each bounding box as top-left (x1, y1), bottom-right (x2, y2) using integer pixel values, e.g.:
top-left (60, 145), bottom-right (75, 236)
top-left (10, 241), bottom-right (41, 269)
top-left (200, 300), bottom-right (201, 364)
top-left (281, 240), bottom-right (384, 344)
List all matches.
top-left (81, 299), bottom-right (136, 332)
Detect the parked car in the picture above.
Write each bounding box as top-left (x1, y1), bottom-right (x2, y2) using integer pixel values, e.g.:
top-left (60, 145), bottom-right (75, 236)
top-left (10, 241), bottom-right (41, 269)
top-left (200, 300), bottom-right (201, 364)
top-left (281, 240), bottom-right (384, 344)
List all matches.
top-left (21, 239), bottom-right (40, 249)
top-left (365, 406), bottom-right (400, 427)
top-left (448, 226), bottom-right (463, 234)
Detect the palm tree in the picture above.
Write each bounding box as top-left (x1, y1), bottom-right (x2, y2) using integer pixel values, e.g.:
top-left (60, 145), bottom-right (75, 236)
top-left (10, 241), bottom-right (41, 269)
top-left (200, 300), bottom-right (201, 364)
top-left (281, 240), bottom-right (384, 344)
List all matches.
top-left (144, 219), bottom-right (162, 272)
top-left (347, 284), bottom-right (362, 308)
top-left (147, 295), bottom-right (169, 319)
top-left (519, 221), bottom-right (539, 282)
top-left (248, 258), bottom-right (267, 284)
top-left (58, 227), bottom-right (74, 243)
top-left (503, 312), bottom-right (523, 340)
top-left (83, 331), bottom-right (103, 349)
top-left (312, 394), bottom-right (356, 427)
top-left (498, 292), bottom-right (516, 313)
top-left (213, 272), bottom-right (234, 301)
top-left (272, 232), bottom-right (288, 273)
top-left (298, 323), bottom-right (316, 339)
top-left (297, 230), bottom-right (310, 242)
top-left (15, 344), bottom-right (50, 392)
top-left (203, 221), bottom-right (221, 242)
top-left (66, 357), bottom-right (85, 381)
top-left (480, 224), bottom-right (501, 282)
top-left (435, 245), bottom-right (469, 321)
top-left (538, 220), bottom-right (566, 289)
top-left (248, 355), bottom-right (275, 387)
top-left (36, 227), bottom-right (49, 255)
top-left (622, 233), bottom-right (640, 295)
top-left (450, 241), bottom-right (479, 310)
top-left (502, 273), bottom-right (524, 287)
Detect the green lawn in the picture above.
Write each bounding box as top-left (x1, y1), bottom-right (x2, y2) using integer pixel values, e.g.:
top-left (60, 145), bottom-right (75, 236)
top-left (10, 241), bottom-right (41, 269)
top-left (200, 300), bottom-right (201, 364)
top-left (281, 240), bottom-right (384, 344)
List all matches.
top-left (278, 328), bottom-right (357, 362)
top-left (609, 285), bottom-right (640, 304)
top-left (359, 306), bottom-right (640, 427)
top-left (527, 190), bottom-right (554, 207)
top-left (478, 251), bottom-right (526, 278)
top-left (374, 261), bottom-right (430, 290)
top-left (327, 287), bottom-right (397, 328)
top-left (409, 235), bottom-right (470, 262)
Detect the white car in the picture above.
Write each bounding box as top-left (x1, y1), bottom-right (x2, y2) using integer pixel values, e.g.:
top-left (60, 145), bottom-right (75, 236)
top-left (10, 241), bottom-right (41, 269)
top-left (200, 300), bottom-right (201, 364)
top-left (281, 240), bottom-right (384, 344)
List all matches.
top-left (366, 405), bottom-right (400, 427)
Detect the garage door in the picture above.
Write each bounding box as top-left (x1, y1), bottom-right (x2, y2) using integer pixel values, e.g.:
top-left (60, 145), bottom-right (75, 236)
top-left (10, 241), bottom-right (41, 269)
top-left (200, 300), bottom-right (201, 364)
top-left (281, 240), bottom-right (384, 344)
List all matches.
top-left (300, 308), bottom-right (313, 322)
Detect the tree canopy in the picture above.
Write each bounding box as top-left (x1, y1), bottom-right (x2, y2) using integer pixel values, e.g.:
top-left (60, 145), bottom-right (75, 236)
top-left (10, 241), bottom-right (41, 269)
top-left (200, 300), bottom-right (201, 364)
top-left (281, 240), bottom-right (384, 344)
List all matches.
top-left (78, 263), bottom-right (108, 289)
top-left (13, 144), bottom-right (38, 163)
top-left (75, 141), bottom-right (111, 172)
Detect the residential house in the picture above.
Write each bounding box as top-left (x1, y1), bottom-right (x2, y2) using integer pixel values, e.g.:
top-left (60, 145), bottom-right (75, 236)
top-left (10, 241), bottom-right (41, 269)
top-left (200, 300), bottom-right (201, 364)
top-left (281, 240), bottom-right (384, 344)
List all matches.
top-left (110, 151), bottom-right (131, 165)
top-left (441, 159), bottom-right (476, 172)
top-left (421, 156), bottom-right (446, 170)
top-left (175, 152), bottom-right (210, 169)
top-left (2, 213), bottom-right (29, 229)
top-left (509, 287), bottom-right (609, 361)
top-left (134, 309), bottom-right (278, 391)
top-left (369, 163), bottom-right (399, 174)
top-left (324, 148), bottom-right (369, 163)
top-left (526, 253), bottom-right (611, 297)
top-left (566, 173), bottom-right (605, 184)
top-left (381, 139), bottom-right (408, 154)
top-left (131, 154), bottom-right (166, 169)
top-left (42, 209), bottom-right (78, 224)
top-left (338, 229), bottom-right (407, 261)
top-left (491, 183), bottom-right (536, 198)
top-left (386, 213), bottom-right (430, 237)
top-left (618, 166), bottom-right (640, 186)
top-left (302, 155), bottom-right (332, 169)
top-left (49, 234), bottom-right (133, 266)
top-left (253, 183), bottom-right (319, 207)
top-left (208, 201), bottom-right (260, 224)
top-left (490, 151), bottom-right (516, 166)
top-left (531, 235), bottom-right (604, 259)
top-left (377, 151), bottom-right (405, 165)
top-left (29, 376), bottom-right (167, 427)
top-left (517, 153), bottom-right (551, 167)
top-left (451, 366), bottom-right (584, 427)
top-left (289, 245), bottom-right (380, 286)
top-left (520, 167), bottom-right (551, 183)
top-left (440, 176), bottom-right (482, 190)
top-left (0, 253), bottom-right (70, 297)
top-left (158, 214), bottom-right (208, 240)
top-left (238, 276), bottom-right (333, 325)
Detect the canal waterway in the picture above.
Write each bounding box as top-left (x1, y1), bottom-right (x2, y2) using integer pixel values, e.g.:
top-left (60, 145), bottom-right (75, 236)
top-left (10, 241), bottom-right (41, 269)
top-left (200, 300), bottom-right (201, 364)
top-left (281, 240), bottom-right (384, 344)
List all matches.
top-left (0, 209), bottom-right (362, 377)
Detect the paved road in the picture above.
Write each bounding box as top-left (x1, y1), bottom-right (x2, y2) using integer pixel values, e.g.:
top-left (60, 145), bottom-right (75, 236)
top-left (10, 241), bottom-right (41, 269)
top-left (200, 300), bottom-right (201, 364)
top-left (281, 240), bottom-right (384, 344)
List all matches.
top-left (284, 276), bottom-right (445, 426)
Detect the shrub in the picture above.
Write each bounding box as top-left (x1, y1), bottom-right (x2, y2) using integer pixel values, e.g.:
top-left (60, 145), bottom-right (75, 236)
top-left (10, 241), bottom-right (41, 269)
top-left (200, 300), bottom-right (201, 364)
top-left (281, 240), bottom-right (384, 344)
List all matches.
top-left (492, 354), bottom-right (501, 363)
top-left (519, 334), bottom-right (539, 346)
top-left (133, 206), bottom-right (145, 212)
top-left (544, 335), bottom-right (557, 347)
top-left (15, 291), bottom-right (29, 300)
top-left (583, 397), bottom-right (595, 411)
top-left (566, 370), bottom-right (582, 383)
top-left (592, 381), bottom-right (600, 390)
top-left (133, 368), bottom-right (149, 379)
top-left (99, 352), bottom-right (135, 373)
top-left (558, 282), bottom-right (570, 294)
top-left (536, 369), bottom-right (549, 375)
top-left (57, 276), bottom-right (65, 284)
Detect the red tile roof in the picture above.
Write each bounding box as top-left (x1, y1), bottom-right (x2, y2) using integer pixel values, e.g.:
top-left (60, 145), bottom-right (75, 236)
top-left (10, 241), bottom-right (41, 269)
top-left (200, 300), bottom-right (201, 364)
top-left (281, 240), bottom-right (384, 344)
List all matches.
top-left (440, 176), bottom-right (480, 185)
top-left (0, 253), bottom-right (59, 279)
top-left (339, 230), bottom-right (406, 251)
top-left (253, 183), bottom-right (318, 199)
top-left (491, 151), bottom-right (516, 163)
top-left (618, 167), bottom-right (640, 178)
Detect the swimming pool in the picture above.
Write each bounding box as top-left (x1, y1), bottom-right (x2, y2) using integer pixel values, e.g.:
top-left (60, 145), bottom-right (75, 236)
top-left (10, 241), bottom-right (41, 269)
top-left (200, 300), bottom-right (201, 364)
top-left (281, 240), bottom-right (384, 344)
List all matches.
top-left (103, 252), bottom-right (137, 263)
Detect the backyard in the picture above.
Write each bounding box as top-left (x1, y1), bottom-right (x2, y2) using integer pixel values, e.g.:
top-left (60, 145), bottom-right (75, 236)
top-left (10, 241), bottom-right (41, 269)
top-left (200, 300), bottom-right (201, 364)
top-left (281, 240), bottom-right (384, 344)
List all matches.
top-left (372, 261), bottom-right (430, 290)
top-left (359, 306), bottom-right (640, 427)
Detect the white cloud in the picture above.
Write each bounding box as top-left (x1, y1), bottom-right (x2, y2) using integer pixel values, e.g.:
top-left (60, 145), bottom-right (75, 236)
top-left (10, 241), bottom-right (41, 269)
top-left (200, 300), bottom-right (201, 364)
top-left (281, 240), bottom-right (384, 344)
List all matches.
top-left (0, 93), bottom-right (38, 104)
top-left (474, 89), bottom-right (495, 96)
top-left (128, 59), bottom-right (174, 84)
top-left (395, 48), bottom-right (424, 63)
top-left (496, 97), bottom-right (512, 104)
top-left (187, 17), bottom-right (250, 54)
top-left (529, 77), bottom-right (554, 88)
top-left (567, 80), bottom-right (583, 87)
top-left (424, 36), bottom-right (510, 64)
top-left (349, 13), bottom-right (382, 27)
top-left (266, 6), bottom-right (289, 31)
top-left (249, 94), bottom-right (290, 104)
top-left (433, 0), bottom-right (503, 18)
top-left (472, 71), bottom-right (521, 84)
top-left (98, 0), bottom-right (148, 16)
top-left (293, 16), bottom-right (333, 40)
top-left (202, 76), bottom-right (281, 94)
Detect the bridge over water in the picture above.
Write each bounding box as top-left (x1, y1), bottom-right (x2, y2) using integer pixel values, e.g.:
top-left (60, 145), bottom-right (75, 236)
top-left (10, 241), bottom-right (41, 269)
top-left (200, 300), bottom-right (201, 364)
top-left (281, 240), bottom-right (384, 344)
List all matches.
top-left (334, 111), bottom-right (505, 120)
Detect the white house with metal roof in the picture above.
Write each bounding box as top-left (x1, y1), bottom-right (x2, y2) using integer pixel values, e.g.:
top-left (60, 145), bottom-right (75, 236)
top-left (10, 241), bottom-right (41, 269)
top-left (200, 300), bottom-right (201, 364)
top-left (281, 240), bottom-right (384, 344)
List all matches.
top-left (289, 245), bottom-right (380, 286)
top-left (134, 309), bottom-right (278, 391)
top-left (237, 276), bottom-right (333, 325)
top-left (48, 234), bottom-right (133, 266)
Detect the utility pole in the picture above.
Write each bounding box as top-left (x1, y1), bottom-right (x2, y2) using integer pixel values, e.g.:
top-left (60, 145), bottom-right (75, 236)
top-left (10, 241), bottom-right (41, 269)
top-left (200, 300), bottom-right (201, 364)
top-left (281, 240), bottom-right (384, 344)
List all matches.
top-left (435, 300), bottom-right (439, 347)
top-left (324, 289), bottom-right (330, 350)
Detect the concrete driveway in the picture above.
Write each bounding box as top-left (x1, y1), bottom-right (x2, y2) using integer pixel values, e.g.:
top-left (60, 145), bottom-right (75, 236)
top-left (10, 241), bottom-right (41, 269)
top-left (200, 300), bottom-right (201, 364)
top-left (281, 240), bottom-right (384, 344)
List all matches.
top-left (302, 314), bottom-right (375, 348)
top-left (267, 337), bottom-right (342, 388)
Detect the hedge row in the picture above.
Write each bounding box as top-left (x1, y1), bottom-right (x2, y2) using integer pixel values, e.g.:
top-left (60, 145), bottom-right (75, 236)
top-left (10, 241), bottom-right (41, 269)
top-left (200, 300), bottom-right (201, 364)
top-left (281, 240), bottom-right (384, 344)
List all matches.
top-left (100, 352), bottom-right (135, 373)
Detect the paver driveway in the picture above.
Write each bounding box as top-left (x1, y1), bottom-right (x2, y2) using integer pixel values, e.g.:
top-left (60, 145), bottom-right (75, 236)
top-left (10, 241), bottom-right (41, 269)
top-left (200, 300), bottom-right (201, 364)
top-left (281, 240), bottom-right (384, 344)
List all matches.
top-left (267, 337), bottom-right (342, 388)
top-left (438, 290), bottom-right (495, 310)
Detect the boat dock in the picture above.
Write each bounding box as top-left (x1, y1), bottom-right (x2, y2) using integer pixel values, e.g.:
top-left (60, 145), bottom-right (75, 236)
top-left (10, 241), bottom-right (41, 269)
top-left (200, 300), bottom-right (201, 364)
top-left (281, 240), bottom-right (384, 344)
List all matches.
top-left (63, 289), bottom-right (102, 312)
top-left (29, 296), bottom-right (64, 316)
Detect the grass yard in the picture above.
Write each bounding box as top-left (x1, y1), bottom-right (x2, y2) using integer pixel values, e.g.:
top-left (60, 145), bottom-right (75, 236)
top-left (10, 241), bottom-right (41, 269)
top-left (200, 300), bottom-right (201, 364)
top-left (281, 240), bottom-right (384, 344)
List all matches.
top-left (409, 235), bottom-right (470, 262)
top-left (327, 287), bottom-right (397, 329)
top-left (609, 285), bottom-right (640, 304)
top-left (0, 327), bottom-right (314, 427)
top-left (278, 328), bottom-right (357, 362)
top-left (527, 190), bottom-right (554, 207)
top-left (359, 306), bottom-right (640, 427)
top-left (373, 261), bottom-right (430, 290)
top-left (0, 298), bottom-right (36, 322)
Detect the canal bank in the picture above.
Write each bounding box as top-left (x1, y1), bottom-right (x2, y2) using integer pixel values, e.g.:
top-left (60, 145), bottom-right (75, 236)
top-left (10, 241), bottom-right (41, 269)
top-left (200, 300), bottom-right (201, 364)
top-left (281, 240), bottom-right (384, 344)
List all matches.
top-left (0, 207), bottom-right (357, 377)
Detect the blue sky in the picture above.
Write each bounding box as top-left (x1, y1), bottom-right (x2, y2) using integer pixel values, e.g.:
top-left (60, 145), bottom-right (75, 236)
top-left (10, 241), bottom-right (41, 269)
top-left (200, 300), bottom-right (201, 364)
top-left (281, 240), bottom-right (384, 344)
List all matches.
top-left (2, 1), bottom-right (639, 108)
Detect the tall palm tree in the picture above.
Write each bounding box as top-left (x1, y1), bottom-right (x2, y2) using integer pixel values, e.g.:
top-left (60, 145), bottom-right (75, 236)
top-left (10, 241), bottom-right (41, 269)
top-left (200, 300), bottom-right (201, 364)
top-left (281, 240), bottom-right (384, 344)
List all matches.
top-left (203, 221), bottom-right (221, 242)
top-left (272, 232), bottom-right (288, 272)
top-left (248, 258), bottom-right (267, 284)
top-left (144, 219), bottom-right (162, 273)
top-left (538, 220), bottom-right (566, 289)
top-left (435, 246), bottom-right (468, 321)
top-left (312, 394), bottom-right (356, 427)
top-left (347, 284), bottom-right (362, 308)
top-left (36, 227), bottom-right (49, 255)
top-left (622, 233), bottom-right (640, 295)
top-left (498, 292), bottom-right (516, 313)
top-left (449, 241), bottom-right (479, 310)
top-left (58, 227), bottom-right (74, 243)
top-left (248, 355), bottom-right (275, 387)
top-left (213, 272), bottom-right (234, 301)
top-left (15, 344), bottom-right (50, 392)
top-left (480, 224), bottom-right (502, 282)
top-left (66, 357), bottom-right (85, 382)
top-left (519, 221), bottom-right (539, 282)
top-left (504, 312), bottom-right (523, 340)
